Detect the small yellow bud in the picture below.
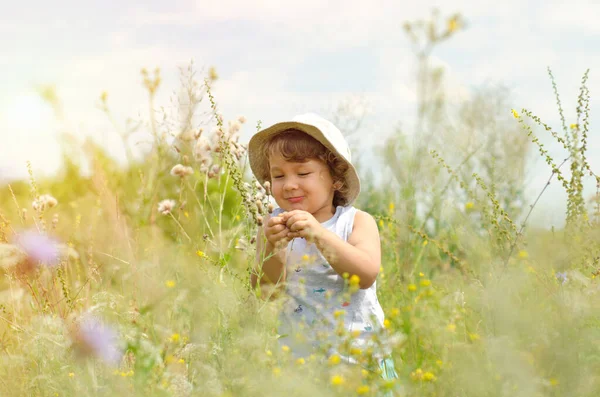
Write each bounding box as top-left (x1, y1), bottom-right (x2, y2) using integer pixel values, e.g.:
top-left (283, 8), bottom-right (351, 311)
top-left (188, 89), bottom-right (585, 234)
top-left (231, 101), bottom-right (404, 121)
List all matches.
top-left (330, 375), bottom-right (344, 386)
top-left (328, 354), bottom-right (341, 365)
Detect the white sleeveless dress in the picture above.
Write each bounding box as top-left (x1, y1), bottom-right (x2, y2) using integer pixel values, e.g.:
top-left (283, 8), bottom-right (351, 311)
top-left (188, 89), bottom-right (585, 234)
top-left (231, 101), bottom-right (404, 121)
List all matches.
top-left (273, 205), bottom-right (386, 363)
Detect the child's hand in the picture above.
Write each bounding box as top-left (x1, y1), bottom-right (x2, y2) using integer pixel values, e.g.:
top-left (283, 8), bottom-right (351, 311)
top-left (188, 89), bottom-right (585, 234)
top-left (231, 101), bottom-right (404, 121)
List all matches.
top-left (264, 214), bottom-right (292, 249)
top-left (282, 210), bottom-right (324, 242)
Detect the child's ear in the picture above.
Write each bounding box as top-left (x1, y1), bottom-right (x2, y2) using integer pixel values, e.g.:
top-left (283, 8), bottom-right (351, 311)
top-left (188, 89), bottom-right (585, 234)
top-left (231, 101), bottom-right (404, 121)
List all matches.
top-left (333, 181), bottom-right (343, 190)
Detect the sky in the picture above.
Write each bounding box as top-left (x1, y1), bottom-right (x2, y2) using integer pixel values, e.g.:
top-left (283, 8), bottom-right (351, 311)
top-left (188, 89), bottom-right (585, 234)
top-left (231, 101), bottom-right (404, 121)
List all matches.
top-left (1, 0), bottom-right (599, 227)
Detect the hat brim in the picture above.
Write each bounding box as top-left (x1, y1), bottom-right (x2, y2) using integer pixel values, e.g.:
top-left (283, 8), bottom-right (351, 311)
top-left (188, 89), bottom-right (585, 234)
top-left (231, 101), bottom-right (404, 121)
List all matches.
top-left (248, 121), bottom-right (360, 205)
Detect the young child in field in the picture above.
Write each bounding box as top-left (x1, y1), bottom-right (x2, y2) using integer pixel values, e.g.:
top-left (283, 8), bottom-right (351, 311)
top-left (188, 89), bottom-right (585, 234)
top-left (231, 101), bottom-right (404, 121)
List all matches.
top-left (248, 113), bottom-right (398, 383)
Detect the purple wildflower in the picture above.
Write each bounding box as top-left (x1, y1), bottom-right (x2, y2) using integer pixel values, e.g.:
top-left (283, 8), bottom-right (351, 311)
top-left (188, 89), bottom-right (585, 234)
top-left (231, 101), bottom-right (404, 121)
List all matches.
top-left (16, 230), bottom-right (60, 266)
top-left (556, 271), bottom-right (568, 285)
top-left (76, 316), bottom-right (122, 366)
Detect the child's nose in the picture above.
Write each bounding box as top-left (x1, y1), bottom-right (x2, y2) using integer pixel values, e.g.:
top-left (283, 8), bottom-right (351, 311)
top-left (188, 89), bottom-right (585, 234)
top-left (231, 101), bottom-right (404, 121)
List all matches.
top-left (283, 178), bottom-right (298, 190)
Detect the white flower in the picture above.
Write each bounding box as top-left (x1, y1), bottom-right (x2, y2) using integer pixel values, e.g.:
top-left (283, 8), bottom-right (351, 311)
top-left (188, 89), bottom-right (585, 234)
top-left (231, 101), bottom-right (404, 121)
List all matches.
top-left (170, 164), bottom-right (194, 177)
top-left (32, 194), bottom-right (58, 212)
top-left (157, 199), bottom-right (176, 215)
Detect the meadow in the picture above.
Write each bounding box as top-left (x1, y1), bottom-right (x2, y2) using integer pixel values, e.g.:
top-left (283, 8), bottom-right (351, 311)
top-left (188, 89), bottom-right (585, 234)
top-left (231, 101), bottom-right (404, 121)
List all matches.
top-left (1, 14), bottom-right (600, 397)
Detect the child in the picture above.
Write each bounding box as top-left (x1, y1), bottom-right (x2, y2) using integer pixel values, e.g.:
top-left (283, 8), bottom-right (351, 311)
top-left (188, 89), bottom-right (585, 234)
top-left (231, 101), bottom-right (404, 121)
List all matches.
top-left (248, 113), bottom-right (398, 385)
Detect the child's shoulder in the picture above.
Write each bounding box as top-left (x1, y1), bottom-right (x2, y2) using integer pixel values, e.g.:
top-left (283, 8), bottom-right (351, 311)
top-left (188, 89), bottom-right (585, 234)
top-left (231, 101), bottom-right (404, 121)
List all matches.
top-left (343, 206), bottom-right (377, 227)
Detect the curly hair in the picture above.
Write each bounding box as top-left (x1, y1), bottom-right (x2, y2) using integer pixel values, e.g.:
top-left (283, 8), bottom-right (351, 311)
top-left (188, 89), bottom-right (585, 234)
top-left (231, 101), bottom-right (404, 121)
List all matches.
top-left (264, 129), bottom-right (350, 207)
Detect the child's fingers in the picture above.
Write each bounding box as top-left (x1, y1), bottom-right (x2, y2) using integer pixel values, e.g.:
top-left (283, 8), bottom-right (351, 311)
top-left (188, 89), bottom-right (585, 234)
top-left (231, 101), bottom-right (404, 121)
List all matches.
top-left (267, 215), bottom-right (285, 227)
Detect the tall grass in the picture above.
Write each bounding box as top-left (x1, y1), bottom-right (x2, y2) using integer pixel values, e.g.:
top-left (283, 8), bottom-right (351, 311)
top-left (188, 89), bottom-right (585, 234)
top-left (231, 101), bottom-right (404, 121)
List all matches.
top-left (1, 10), bottom-right (599, 397)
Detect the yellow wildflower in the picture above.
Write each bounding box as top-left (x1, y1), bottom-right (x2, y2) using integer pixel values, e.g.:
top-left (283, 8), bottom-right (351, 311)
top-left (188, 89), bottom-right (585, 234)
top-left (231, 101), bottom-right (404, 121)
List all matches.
top-left (266, 350), bottom-right (272, 356)
top-left (408, 283), bottom-right (417, 292)
top-left (330, 375), bottom-right (344, 386)
top-left (570, 123), bottom-right (578, 130)
top-left (165, 280), bottom-right (176, 288)
top-left (549, 378), bottom-right (559, 386)
top-left (349, 274), bottom-right (360, 287)
top-left (423, 372), bottom-right (436, 382)
top-left (420, 279), bottom-right (431, 287)
top-left (350, 347), bottom-right (362, 356)
top-left (334, 310), bottom-right (345, 319)
top-left (68, 372), bottom-right (75, 377)
top-left (302, 254), bottom-right (310, 262)
top-left (196, 250), bottom-right (205, 257)
top-left (296, 358), bottom-right (305, 365)
top-left (170, 333), bottom-right (180, 343)
top-left (178, 359), bottom-right (185, 364)
top-left (388, 202), bottom-right (395, 212)
top-left (419, 272), bottom-right (424, 277)
top-left (378, 219), bottom-right (384, 227)
top-left (272, 367), bottom-right (281, 376)
top-left (329, 354), bottom-right (341, 366)
top-left (448, 17), bottom-right (458, 32)
top-left (384, 319), bottom-right (391, 329)
top-left (351, 330), bottom-right (362, 338)
top-left (465, 201), bottom-right (474, 210)
top-left (512, 109), bottom-right (520, 119)
top-left (281, 345), bottom-right (290, 353)
top-left (446, 323), bottom-right (456, 332)
top-left (469, 333), bottom-right (480, 341)
top-left (390, 308), bottom-right (400, 318)
top-left (361, 369), bottom-right (369, 378)
top-left (356, 385), bottom-right (370, 394)
top-left (518, 250), bottom-right (528, 259)
top-left (422, 240), bottom-right (428, 246)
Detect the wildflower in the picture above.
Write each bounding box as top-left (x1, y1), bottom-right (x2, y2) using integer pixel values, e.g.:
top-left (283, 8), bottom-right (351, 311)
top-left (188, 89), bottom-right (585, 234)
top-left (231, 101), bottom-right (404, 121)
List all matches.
top-left (73, 315), bottom-right (122, 366)
top-left (296, 358), bottom-right (305, 365)
top-left (390, 308), bottom-right (400, 318)
top-left (448, 17), bottom-right (458, 32)
top-left (518, 250), bottom-right (528, 259)
top-left (272, 367), bottom-right (281, 376)
top-left (383, 319), bottom-right (391, 329)
top-left (349, 274), bottom-right (360, 287)
top-left (422, 240), bottom-right (428, 246)
top-left (196, 250), bottom-right (205, 258)
top-left (511, 109), bottom-right (520, 119)
top-left (208, 66), bottom-right (218, 81)
top-left (569, 124), bottom-right (578, 130)
top-left (378, 219), bottom-right (384, 227)
top-left (555, 271), bottom-right (568, 285)
top-left (388, 202), bottom-right (395, 212)
top-left (328, 354), bottom-right (341, 365)
top-left (420, 279), bottom-right (431, 287)
top-left (178, 359), bottom-right (185, 364)
top-left (157, 199), bottom-right (176, 215)
top-left (281, 345), bottom-right (290, 353)
top-left (263, 181), bottom-right (271, 196)
top-left (302, 254), bottom-right (310, 262)
top-left (330, 375), bottom-right (344, 386)
top-left (32, 194), bottom-right (58, 212)
top-left (15, 230), bottom-right (61, 269)
top-left (333, 310), bottom-right (345, 319)
top-left (408, 284), bottom-right (417, 292)
top-left (356, 385), bottom-right (370, 394)
top-left (165, 280), bottom-right (176, 288)
top-left (68, 372), bottom-right (75, 377)
top-left (170, 333), bottom-right (180, 343)
top-left (446, 323), bottom-right (456, 332)
top-left (549, 378), bottom-right (559, 386)
top-left (410, 368), bottom-right (423, 381)
top-left (468, 333), bottom-right (480, 341)
top-left (419, 272), bottom-right (424, 277)
top-left (266, 350), bottom-right (272, 356)
top-left (170, 164), bottom-right (194, 177)
top-left (350, 347), bottom-right (362, 356)
top-left (423, 372), bottom-right (436, 382)
top-left (465, 201), bottom-right (474, 211)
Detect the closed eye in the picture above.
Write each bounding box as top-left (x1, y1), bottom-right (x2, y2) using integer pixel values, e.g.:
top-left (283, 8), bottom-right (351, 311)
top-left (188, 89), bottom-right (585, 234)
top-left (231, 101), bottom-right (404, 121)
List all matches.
top-left (298, 173), bottom-right (311, 177)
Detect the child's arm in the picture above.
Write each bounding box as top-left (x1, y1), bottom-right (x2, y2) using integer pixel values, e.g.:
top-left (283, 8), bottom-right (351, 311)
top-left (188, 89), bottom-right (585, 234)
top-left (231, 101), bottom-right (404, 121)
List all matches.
top-left (250, 215), bottom-right (289, 292)
top-left (284, 210), bottom-right (381, 289)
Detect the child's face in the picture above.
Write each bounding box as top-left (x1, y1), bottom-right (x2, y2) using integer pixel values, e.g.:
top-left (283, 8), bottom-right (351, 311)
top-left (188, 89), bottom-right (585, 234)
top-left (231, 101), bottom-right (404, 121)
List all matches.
top-left (268, 153), bottom-right (336, 222)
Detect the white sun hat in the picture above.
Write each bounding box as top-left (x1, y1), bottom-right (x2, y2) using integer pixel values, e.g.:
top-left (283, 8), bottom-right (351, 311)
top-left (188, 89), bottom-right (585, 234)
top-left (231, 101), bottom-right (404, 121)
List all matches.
top-left (248, 113), bottom-right (361, 205)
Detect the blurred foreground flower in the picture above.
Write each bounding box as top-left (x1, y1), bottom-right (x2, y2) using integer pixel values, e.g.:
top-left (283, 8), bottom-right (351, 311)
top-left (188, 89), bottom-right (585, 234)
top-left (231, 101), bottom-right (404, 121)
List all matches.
top-left (158, 199), bottom-right (176, 215)
top-left (170, 164), bottom-right (194, 177)
top-left (15, 231), bottom-right (61, 266)
top-left (72, 315), bottom-right (122, 366)
top-left (555, 271), bottom-right (568, 285)
top-left (32, 194), bottom-right (58, 212)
